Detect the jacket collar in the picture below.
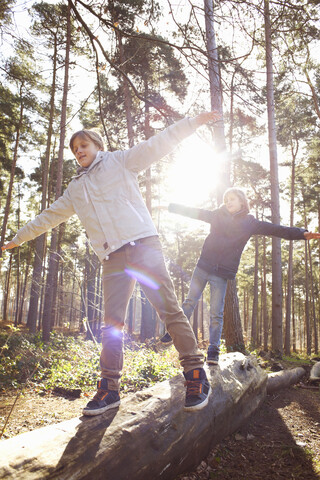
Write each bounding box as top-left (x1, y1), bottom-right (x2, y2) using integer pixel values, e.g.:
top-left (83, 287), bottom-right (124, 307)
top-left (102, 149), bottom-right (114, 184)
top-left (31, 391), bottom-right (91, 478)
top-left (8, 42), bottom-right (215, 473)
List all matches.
top-left (233, 207), bottom-right (249, 218)
top-left (220, 205), bottom-right (248, 218)
top-left (73, 151), bottom-right (105, 179)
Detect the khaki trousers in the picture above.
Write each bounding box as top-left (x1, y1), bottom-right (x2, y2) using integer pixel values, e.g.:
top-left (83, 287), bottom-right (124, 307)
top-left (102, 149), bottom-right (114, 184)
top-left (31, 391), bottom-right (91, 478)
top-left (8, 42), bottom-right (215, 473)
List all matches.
top-left (101, 236), bottom-right (204, 390)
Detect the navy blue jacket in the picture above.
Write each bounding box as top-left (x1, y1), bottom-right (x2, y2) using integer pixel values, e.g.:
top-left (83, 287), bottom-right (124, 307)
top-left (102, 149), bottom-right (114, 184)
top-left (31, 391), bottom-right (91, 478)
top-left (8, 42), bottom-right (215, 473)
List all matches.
top-left (169, 203), bottom-right (307, 280)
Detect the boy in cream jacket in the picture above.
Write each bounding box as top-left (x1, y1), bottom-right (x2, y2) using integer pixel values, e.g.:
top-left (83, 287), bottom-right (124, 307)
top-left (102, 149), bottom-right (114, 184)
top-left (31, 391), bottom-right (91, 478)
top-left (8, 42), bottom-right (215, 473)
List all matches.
top-left (2, 111), bottom-right (220, 415)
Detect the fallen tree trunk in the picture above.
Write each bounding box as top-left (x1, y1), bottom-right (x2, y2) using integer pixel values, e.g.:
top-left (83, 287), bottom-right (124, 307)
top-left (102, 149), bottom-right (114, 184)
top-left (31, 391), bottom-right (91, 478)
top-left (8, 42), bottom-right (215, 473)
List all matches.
top-left (0, 352), bottom-right (266, 480)
top-left (310, 362), bottom-right (320, 382)
top-left (266, 367), bottom-right (306, 394)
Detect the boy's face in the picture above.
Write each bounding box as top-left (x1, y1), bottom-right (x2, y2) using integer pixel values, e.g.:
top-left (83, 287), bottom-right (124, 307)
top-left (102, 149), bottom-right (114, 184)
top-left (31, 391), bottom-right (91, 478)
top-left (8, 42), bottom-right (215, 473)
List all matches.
top-left (225, 193), bottom-right (242, 214)
top-left (72, 136), bottom-right (101, 168)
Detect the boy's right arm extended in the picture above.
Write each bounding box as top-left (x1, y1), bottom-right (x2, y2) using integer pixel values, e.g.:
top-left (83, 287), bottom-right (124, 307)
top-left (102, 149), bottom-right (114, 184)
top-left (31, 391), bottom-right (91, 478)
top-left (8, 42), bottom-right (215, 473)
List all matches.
top-left (168, 203), bottom-right (215, 223)
top-left (122, 111), bottom-right (221, 173)
top-left (10, 190), bottom-right (75, 247)
top-left (123, 118), bottom-right (196, 173)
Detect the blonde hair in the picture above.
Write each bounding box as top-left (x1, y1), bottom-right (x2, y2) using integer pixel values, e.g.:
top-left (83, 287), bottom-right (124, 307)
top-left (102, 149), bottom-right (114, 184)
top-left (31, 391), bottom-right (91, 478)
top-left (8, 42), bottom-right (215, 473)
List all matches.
top-left (223, 187), bottom-right (250, 213)
top-left (69, 130), bottom-right (104, 153)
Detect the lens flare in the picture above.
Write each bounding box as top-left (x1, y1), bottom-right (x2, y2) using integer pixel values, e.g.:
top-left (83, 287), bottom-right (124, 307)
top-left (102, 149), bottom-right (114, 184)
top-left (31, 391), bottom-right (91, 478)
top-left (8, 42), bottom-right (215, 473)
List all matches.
top-left (124, 267), bottom-right (160, 290)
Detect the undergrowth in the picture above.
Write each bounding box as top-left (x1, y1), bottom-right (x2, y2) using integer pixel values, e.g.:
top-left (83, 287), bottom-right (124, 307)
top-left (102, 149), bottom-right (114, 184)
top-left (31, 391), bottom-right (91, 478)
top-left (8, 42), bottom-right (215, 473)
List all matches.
top-left (0, 328), bottom-right (180, 395)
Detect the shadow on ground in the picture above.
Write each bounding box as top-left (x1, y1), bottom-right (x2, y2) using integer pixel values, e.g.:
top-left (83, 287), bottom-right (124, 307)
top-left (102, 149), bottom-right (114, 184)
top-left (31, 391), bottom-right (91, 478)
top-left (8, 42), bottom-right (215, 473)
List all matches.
top-left (177, 385), bottom-right (320, 480)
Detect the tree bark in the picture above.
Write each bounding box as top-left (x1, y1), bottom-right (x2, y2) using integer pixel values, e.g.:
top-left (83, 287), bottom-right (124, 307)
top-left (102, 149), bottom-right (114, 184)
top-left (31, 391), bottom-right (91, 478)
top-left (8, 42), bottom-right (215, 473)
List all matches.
top-left (302, 199), bottom-right (311, 355)
top-left (264, 0), bottom-right (282, 355)
top-left (0, 88), bottom-right (24, 254)
top-left (2, 253), bottom-right (13, 321)
top-left (307, 242), bottom-right (318, 354)
top-left (223, 280), bottom-right (245, 352)
top-left (204, 0), bottom-right (243, 352)
top-left (0, 353), bottom-right (267, 480)
top-left (266, 367), bottom-right (305, 393)
top-left (42, 3), bottom-right (71, 341)
top-left (284, 152), bottom-right (296, 355)
top-left (27, 35), bottom-right (58, 333)
top-left (251, 234), bottom-right (259, 347)
top-left (262, 236), bottom-right (268, 350)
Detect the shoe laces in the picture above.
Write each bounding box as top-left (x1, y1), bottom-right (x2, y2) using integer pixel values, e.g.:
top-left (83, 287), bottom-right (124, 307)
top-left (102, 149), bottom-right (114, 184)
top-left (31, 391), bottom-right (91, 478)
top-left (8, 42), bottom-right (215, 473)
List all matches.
top-left (93, 389), bottom-right (109, 401)
top-left (184, 379), bottom-right (202, 396)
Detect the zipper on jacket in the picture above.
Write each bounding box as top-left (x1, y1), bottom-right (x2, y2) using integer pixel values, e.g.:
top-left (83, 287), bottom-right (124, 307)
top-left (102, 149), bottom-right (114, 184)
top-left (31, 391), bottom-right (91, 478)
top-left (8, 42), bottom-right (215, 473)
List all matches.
top-left (126, 199), bottom-right (144, 222)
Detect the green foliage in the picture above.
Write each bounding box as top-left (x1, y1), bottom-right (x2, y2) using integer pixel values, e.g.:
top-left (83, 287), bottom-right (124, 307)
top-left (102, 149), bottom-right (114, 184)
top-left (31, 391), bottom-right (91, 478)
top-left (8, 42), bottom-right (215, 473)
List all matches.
top-left (121, 345), bottom-right (179, 393)
top-left (282, 353), bottom-right (313, 366)
top-left (0, 329), bottom-right (180, 395)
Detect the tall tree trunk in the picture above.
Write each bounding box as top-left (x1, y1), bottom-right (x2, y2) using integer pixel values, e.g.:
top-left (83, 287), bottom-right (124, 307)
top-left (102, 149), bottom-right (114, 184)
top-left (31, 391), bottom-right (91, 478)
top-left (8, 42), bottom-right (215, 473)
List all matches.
top-left (140, 289), bottom-right (156, 341)
top-left (302, 200), bottom-right (311, 355)
top-left (251, 234), bottom-right (259, 347)
top-left (86, 249), bottom-right (99, 340)
top-left (204, 0), bottom-right (243, 352)
top-left (18, 245), bottom-right (32, 325)
top-left (27, 36), bottom-right (58, 333)
top-left (139, 79), bottom-right (156, 339)
top-left (116, 30), bottom-right (134, 147)
top-left (14, 191), bottom-right (21, 327)
top-left (308, 242), bottom-right (318, 354)
top-left (304, 246), bottom-right (311, 355)
top-left (243, 289), bottom-right (248, 336)
top-left (204, 0), bottom-right (229, 197)
top-left (42, 4), bottom-right (71, 341)
top-left (2, 253), bottom-right (13, 322)
top-left (0, 88), bottom-right (24, 254)
top-left (292, 278), bottom-right (296, 353)
top-left (262, 236), bottom-right (268, 350)
top-left (223, 280), bottom-right (245, 353)
top-left (264, 0), bottom-right (282, 355)
top-left (284, 152), bottom-right (296, 354)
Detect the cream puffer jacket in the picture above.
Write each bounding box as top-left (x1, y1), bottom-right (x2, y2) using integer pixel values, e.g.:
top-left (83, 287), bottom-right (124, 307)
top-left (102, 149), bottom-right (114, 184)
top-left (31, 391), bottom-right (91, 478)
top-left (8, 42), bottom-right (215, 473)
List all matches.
top-left (13, 117), bottom-right (197, 262)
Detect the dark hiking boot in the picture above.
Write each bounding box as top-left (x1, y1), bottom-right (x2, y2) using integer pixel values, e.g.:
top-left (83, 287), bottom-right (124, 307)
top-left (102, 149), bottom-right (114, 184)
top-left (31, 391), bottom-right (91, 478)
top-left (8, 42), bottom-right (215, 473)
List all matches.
top-left (207, 350), bottom-right (219, 365)
top-left (83, 378), bottom-right (120, 416)
top-left (160, 331), bottom-right (173, 344)
top-left (184, 368), bottom-right (211, 411)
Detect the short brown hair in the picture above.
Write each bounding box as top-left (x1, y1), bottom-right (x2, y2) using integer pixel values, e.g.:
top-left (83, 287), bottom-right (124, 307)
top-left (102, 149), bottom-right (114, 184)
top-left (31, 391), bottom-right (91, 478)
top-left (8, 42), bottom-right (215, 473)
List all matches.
top-left (223, 187), bottom-right (250, 213)
top-left (69, 130), bottom-right (104, 153)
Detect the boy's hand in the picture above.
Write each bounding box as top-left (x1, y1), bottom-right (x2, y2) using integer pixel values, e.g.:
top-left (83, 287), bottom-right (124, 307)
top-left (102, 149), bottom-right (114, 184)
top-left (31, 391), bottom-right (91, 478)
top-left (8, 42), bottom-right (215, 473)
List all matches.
top-left (193, 110), bottom-right (221, 127)
top-left (1, 241), bottom-right (18, 251)
top-left (304, 232), bottom-right (320, 240)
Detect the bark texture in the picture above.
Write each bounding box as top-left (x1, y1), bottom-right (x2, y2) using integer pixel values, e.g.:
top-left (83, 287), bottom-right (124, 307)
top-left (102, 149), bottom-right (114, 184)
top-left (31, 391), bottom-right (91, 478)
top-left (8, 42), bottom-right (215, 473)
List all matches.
top-left (266, 367), bottom-right (305, 394)
top-left (0, 353), bottom-right (266, 480)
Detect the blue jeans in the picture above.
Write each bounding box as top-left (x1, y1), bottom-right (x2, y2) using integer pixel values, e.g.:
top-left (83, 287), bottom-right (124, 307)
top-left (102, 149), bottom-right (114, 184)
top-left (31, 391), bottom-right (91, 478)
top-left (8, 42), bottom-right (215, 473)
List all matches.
top-left (182, 266), bottom-right (228, 353)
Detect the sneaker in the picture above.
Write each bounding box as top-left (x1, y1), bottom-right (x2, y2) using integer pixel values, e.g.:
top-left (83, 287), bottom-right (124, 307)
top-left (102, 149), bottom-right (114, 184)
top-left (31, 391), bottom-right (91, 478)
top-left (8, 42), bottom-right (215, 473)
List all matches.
top-left (183, 368), bottom-right (211, 411)
top-left (83, 379), bottom-right (120, 416)
top-left (207, 350), bottom-right (219, 365)
top-left (160, 331), bottom-right (173, 344)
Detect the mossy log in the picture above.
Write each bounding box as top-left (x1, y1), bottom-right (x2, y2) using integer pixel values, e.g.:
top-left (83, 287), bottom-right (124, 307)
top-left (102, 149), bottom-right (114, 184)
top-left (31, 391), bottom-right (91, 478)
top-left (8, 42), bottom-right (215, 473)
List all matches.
top-left (0, 353), bottom-right (268, 480)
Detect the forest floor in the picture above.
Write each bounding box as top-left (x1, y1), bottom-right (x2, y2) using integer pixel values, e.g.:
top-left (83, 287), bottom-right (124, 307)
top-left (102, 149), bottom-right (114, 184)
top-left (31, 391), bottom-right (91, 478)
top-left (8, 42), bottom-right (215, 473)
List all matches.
top-left (178, 383), bottom-right (320, 480)
top-left (1, 364), bottom-right (320, 479)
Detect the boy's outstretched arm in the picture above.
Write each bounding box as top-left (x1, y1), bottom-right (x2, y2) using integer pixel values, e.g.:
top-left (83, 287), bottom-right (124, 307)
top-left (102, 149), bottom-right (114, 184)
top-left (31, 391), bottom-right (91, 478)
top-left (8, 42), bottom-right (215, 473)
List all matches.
top-left (1, 241), bottom-right (18, 251)
top-left (124, 110), bottom-right (221, 173)
top-left (1, 190), bottom-right (75, 253)
top-left (192, 111), bottom-right (222, 127)
top-left (168, 203), bottom-right (216, 223)
top-left (304, 232), bottom-right (320, 240)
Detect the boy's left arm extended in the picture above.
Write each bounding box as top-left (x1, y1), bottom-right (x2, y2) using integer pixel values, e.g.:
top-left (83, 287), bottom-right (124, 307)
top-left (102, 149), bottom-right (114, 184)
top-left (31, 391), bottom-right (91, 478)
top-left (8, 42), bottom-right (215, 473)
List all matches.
top-left (123, 117), bottom-right (197, 173)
